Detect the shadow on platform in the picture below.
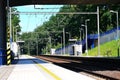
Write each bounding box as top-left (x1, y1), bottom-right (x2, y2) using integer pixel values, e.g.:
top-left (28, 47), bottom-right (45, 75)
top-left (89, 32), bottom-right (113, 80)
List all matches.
top-left (12, 58), bottom-right (48, 65)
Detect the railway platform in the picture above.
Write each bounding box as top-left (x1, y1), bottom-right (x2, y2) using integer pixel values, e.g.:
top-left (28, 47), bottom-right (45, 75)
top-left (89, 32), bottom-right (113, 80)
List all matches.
top-left (0, 55), bottom-right (95, 80)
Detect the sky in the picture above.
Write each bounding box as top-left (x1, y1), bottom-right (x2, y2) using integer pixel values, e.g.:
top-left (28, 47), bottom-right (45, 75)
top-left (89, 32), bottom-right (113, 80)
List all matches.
top-left (14, 5), bottom-right (63, 32)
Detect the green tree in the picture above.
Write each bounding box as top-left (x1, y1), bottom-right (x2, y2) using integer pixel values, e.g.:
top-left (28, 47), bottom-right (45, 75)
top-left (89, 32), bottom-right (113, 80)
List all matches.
top-left (21, 5), bottom-right (120, 54)
top-left (11, 8), bottom-right (21, 41)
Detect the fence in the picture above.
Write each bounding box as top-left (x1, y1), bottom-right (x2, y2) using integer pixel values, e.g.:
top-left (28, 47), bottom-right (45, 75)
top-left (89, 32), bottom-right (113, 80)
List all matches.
top-left (55, 27), bottom-right (120, 55)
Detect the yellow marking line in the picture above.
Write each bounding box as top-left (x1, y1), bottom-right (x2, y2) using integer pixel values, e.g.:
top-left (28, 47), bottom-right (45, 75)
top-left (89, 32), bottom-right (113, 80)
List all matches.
top-left (26, 55), bottom-right (61, 80)
top-left (33, 60), bottom-right (61, 80)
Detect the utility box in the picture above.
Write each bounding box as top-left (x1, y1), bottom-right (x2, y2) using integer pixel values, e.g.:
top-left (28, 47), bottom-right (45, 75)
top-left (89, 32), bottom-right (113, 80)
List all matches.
top-left (51, 48), bottom-right (56, 55)
top-left (72, 44), bottom-right (82, 56)
top-left (118, 47), bottom-right (120, 58)
top-left (11, 42), bottom-right (19, 58)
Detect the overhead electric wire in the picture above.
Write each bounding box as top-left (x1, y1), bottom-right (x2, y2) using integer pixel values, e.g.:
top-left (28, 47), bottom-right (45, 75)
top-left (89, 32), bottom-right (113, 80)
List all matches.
top-left (11, 11), bottom-right (97, 15)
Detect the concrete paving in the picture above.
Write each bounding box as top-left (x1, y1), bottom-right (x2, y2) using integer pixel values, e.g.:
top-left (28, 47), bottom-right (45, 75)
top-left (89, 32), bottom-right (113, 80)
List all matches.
top-left (0, 55), bottom-right (95, 80)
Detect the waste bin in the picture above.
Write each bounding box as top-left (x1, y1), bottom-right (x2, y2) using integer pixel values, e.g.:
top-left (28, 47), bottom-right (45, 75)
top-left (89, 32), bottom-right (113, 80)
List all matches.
top-left (118, 47), bottom-right (120, 58)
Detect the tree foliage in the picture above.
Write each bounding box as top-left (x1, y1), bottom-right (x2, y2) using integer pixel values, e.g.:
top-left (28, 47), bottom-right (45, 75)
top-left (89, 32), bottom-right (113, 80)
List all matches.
top-left (11, 8), bottom-right (21, 41)
top-left (21, 5), bottom-right (120, 55)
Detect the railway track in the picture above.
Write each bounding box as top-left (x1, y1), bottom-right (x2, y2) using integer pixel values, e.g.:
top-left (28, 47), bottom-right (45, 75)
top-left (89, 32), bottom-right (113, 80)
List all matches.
top-left (35, 55), bottom-right (120, 80)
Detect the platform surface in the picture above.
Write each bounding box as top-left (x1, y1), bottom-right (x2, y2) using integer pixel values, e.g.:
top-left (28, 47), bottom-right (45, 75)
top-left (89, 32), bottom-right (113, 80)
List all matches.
top-left (0, 55), bottom-right (95, 80)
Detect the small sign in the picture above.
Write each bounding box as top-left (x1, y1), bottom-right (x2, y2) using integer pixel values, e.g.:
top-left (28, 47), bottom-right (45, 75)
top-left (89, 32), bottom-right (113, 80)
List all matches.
top-left (69, 39), bottom-right (77, 42)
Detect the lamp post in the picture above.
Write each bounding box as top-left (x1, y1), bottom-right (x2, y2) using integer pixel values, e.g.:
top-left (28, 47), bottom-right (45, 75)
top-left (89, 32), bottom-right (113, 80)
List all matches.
top-left (110, 10), bottom-right (119, 39)
top-left (58, 36), bottom-right (63, 55)
top-left (7, 0), bottom-right (12, 42)
top-left (60, 36), bottom-right (63, 55)
top-left (36, 33), bottom-right (38, 56)
top-left (80, 28), bottom-right (84, 40)
top-left (49, 35), bottom-right (52, 54)
top-left (10, 7), bottom-right (12, 42)
top-left (81, 19), bottom-right (90, 56)
top-left (79, 27), bottom-right (83, 47)
top-left (79, 28), bottom-right (81, 41)
top-left (63, 28), bottom-right (65, 55)
top-left (97, 6), bottom-right (100, 56)
top-left (85, 19), bottom-right (90, 56)
top-left (66, 32), bottom-right (71, 39)
top-left (16, 27), bottom-right (17, 41)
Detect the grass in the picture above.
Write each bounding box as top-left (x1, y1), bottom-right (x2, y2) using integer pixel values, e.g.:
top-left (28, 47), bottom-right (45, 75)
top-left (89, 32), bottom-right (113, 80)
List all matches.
top-left (83, 39), bottom-right (120, 57)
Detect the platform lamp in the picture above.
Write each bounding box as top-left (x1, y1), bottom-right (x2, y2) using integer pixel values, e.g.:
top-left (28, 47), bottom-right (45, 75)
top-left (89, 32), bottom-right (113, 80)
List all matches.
top-left (81, 19), bottom-right (90, 56)
top-left (110, 10), bottom-right (119, 40)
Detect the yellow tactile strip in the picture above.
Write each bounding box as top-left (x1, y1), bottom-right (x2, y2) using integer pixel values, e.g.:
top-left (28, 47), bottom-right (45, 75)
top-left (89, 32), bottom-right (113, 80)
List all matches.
top-left (32, 60), bottom-right (61, 80)
top-left (26, 55), bottom-right (61, 80)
